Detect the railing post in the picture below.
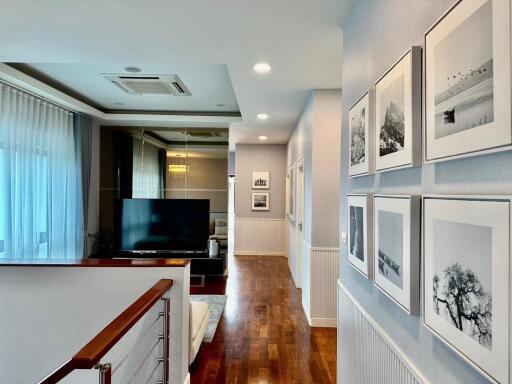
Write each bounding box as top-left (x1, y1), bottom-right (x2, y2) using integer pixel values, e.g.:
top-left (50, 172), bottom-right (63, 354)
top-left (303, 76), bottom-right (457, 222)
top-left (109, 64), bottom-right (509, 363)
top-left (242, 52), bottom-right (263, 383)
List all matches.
top-left (96, 363), bottom-right (111, 384)
top-left (161, 297), bottom-right (170, 384)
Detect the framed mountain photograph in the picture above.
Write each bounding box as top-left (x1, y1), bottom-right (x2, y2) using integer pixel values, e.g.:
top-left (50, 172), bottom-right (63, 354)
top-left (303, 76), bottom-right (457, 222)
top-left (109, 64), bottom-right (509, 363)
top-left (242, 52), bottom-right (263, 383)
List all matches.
top-left (424, 0), bottom-right (511, 163)
top-left (347, 194), bottom-right (373, 278)
top-left (349, 91), bottom-right (374, 177)
top-left (373, 195), bottom-right (420, 314)
top-left (374, 47), bottom-right (422, 172)
top-left (252, 171), bottom-right (270, 189)
top-left (423, 196), bottom-right (510, 384)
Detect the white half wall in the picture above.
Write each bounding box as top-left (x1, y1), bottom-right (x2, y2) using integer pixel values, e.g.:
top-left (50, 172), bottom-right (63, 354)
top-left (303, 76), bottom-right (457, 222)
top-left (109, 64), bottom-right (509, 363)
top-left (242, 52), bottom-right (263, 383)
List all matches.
top-left (288, 222), bottom-right (298, 285)
top-left (234, 218), bottom-right (287, 256)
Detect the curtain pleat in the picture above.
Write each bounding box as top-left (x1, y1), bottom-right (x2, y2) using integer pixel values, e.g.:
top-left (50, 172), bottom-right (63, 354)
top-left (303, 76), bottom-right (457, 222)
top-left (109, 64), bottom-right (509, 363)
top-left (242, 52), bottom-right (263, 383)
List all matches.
top-left (0, 83), bottom-right (83, 259)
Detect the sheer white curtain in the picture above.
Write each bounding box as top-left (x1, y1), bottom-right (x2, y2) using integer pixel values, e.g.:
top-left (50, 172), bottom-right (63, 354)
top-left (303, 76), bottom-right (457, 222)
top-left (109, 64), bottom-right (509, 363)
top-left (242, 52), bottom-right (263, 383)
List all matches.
top-left (132, 138), bottom-right (161, 198)
top-left (0, 82), bottom-right (83, 259)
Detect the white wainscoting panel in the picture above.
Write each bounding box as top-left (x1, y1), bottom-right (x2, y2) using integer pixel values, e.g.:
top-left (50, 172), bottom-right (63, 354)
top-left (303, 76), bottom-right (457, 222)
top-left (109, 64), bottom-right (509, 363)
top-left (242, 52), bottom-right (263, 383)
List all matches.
top-left (288, 222), bottom-right (298, 284)
top-left (235, 218), bottom-right (288, 256)
top-left (338, 280), bottom-right (427, 384)
top-left (310, 247), bottom-right (339, 326)
top-left (301, 241), bottom-right (338, 327)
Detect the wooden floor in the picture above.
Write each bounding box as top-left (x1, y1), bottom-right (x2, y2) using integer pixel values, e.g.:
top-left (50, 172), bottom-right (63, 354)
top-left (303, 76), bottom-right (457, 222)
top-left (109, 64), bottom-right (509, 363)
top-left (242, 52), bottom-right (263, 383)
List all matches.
top-left (190, 255), bottom-right (337, 384)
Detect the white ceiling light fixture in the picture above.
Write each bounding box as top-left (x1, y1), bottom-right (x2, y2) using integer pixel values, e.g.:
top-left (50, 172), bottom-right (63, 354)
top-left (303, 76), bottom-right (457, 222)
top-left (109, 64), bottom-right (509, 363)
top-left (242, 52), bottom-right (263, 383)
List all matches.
top-left (253, 62), bottom-right (271, 74)
top-left (257, 113), bottom-right (269, 121)
top-left (258, 135), bottom-right (268, 141)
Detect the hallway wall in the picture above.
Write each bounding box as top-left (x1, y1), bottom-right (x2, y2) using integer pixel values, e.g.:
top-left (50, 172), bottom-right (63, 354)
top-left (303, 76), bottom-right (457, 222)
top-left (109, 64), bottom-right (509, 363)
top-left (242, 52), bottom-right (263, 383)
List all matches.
top-left (338, 0), bottom-right (511, 383)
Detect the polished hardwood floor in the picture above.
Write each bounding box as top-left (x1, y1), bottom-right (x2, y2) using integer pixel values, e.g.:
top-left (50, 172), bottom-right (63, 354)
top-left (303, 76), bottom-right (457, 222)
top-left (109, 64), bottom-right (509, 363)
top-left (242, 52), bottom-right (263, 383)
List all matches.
top-left (190, 255), bottom-right (337, 384)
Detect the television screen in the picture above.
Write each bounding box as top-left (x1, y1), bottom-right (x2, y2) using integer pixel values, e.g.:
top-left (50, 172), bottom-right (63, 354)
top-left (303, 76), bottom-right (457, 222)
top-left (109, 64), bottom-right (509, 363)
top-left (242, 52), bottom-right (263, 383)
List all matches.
top-left (119, 198), bottom-right (210, 251)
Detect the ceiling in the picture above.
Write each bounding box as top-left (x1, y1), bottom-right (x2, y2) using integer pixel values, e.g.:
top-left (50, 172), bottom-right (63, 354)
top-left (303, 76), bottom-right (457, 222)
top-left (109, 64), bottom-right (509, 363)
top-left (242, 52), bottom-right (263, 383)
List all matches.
top-left (0, 0), bottom-right (351, 150)
top-left (11, 63), bottom-right (239, 113)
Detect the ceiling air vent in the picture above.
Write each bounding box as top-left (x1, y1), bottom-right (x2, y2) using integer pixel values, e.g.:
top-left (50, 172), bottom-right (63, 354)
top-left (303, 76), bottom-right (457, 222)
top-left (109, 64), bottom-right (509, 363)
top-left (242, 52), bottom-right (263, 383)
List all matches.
top-left (102, 74), bottom-right (191, 96)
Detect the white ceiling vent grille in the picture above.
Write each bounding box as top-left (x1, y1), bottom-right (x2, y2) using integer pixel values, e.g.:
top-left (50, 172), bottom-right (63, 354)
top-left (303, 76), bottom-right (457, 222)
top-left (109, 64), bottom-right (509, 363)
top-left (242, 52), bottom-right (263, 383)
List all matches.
top-left (102, 74), bottom-right (191, 96)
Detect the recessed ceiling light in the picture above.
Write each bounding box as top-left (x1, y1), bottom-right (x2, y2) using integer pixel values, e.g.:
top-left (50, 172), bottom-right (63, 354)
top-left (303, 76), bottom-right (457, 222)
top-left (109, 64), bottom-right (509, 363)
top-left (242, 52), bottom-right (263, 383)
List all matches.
top-left (257, 113), bottom-right (269, 120)
top-left (258, 136), bottom-right (268, 141)
top-left (253, 62), bottom-right (271, 74)
top-left (124, 66), bottom-right (142, 73)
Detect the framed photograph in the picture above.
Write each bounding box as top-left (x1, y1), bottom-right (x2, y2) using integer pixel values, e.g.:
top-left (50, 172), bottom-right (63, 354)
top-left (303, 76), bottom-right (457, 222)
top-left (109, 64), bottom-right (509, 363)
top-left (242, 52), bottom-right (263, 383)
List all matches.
top-left (423, 196), bottom-right (510, 383)
top-left (424, 0), bottom-right (511, 163)
top-left (375, 47), bottom-right (422, 172)
top-left (252, 192), bottom-right (269, 211)
top-left (373, 195), bottom-right (420, 315)
top-left (286, 166), bottom-right (295, 221)
top-left (349, 91), bottom-right (374, 177)
top-left (347, 194), bottom-right (373, 278)
top-left (252, 171), bottom-right (270, 189)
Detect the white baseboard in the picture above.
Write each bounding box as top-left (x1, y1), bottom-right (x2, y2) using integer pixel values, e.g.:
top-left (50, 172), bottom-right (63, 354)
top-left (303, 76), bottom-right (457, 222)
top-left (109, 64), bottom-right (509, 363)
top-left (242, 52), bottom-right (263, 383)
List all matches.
top-left (235, 251), bottom-right (287, 256)
top-left (184, 372), bottom-right (191, 384)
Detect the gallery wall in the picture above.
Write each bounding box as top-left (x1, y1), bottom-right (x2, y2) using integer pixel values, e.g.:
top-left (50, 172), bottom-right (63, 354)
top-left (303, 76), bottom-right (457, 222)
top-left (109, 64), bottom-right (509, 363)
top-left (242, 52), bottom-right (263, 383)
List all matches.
top-left (339, 0), bottom-right (511, 383)
top-left (234, 144), bottom-right (288, 255)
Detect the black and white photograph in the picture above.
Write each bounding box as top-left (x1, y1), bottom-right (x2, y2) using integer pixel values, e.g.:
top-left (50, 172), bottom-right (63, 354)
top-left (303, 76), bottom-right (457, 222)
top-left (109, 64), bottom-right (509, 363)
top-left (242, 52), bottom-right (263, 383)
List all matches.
top-left (252, 171), bottom-right (270, 189)
top-left (252, 192), bottom-right (269, 211)
top-left (423, 196), bottom-right (510, 383)
top-left (432, 219), bottom-right (492, 349)
top-left (347, 194), bottom-right (372, 278)
top-left (379, 75), bottom-right (405, 156)
top-left (350, 106), bottom-right (366, 166)
top-left (377, 210), bottom-right (403, 289)
top-left (425, 0), bottom-right (511, 163)
top-left (349, 206), bottom-right (364, 262)
top-left (433, 1), bottom-right (493, 139)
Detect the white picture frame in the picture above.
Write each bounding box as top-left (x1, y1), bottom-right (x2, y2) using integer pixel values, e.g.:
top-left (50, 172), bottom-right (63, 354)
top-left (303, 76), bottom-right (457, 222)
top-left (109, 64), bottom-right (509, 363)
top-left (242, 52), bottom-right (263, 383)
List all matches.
top-left (252, 171), bottom-right (270, 189)
top-left (286, 166), bottom-right (296, 221)
top-left (375, 47), bottom-right (422, 173)
top-left (349, 91), bottom-right (375, 177)
top-left (373, 194), bottom-right (420, 315)
top-left (347, 194), bottom-right (373, 279)
top-left (252, 192), bottom-right (269, 211)
top-left (422, 195), bottom-right (510, 384)
top-left (424, 0), bottom-right (512, 163)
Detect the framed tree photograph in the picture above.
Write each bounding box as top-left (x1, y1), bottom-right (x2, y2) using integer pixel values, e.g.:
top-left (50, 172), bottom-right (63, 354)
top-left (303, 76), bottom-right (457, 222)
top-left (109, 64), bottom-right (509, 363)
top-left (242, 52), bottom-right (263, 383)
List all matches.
top-left (252, 171), bottom-right (270, 189)
top-left (423, 196), bottom-right (510, 383)
top-left (347, 194), bottom-right (373, 278)
top-left (373, 195), bottom-right (420, 314)
top-left (424, 0), bottom-right (511, 163)
top-left (349, 91), bottom-right (374, 177)
top-left (252, 192), bottom-right (269, 211)
top-left (375, 47), bottom-right (422, 173)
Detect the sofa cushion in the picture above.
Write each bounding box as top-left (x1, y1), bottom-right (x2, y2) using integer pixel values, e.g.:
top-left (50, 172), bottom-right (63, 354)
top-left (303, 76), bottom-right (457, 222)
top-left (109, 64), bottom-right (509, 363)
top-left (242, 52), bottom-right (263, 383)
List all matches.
top-left (190, 301), bottom-right (209, 340)
top-left (214, 219), bottom-right (228, 235)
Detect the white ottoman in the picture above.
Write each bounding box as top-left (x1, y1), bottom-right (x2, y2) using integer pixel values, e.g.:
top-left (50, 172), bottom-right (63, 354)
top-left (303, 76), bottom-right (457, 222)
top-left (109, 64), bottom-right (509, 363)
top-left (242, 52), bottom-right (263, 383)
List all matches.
top-left (189, 301), bottom-right (210, 364)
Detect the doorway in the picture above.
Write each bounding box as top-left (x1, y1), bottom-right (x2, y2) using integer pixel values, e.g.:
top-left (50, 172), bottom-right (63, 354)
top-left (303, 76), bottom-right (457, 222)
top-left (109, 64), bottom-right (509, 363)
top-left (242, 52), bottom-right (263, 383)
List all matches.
top-left (295, 159), bottom-right (304, 288)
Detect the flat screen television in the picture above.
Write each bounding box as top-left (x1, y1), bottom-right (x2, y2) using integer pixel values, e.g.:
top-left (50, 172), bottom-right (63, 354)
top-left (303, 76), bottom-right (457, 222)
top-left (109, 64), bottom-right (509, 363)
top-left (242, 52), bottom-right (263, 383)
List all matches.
top-left (118, 198), bottom-right (210, 251)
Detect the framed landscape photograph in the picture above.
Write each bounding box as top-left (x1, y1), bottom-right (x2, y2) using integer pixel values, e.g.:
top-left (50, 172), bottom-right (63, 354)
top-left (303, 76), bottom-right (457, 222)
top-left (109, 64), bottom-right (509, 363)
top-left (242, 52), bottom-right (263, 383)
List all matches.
top-left (252, 192), bottom-right (269, 211)
top-left (349, 91), bottom-right (374, 177)
top-left (286, 166), bottom-right (295, 221)
top-left (252, 171), bottom-right (270, 189)
top-left (423, 196), bottom-right (510, 384)
top-left (373, 195), bottom-right (420, 314)
top-left (424, 0), bottom-right (511, 162)
top-left (375, 47), bottom-right (422, 172)
top-left (347, 194), bottom-right (373, 278)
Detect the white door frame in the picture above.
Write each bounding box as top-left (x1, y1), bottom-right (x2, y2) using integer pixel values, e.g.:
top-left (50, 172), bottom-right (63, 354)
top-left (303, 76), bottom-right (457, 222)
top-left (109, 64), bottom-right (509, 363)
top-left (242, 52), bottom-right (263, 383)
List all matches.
top-left (295, 158), bottom-right (305, 288)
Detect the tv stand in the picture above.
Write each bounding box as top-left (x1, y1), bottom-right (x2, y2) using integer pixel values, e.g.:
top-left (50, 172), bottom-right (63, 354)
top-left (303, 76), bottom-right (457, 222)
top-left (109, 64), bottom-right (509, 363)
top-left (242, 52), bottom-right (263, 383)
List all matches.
top-left (99, 249), bottom-right (226, 276)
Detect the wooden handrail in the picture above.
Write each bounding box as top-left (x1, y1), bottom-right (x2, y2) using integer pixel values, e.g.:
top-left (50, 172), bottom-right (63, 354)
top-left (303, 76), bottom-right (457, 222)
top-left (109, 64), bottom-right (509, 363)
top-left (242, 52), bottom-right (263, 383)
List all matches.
top-left (38, 279), bottom-right (173, 384)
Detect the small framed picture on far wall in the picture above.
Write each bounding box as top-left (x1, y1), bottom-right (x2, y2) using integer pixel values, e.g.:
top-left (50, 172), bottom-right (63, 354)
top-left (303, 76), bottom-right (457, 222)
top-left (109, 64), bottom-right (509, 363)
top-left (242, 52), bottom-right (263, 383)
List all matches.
top-left (252, 192), bottom-right (270, 211)
top-left (252, 171), bottom-right (270, 189)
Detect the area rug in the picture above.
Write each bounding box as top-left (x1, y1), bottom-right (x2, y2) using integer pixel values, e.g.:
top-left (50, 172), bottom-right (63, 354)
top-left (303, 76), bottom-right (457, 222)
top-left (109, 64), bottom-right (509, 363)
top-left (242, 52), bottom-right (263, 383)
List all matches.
top-left (190, 294), bottom-right (227, 342)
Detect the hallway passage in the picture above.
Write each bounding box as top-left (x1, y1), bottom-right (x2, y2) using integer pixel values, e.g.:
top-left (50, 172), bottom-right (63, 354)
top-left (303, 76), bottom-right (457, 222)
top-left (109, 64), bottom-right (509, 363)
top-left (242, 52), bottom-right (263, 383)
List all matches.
top-left (190, 256), bottom-right (337, 383)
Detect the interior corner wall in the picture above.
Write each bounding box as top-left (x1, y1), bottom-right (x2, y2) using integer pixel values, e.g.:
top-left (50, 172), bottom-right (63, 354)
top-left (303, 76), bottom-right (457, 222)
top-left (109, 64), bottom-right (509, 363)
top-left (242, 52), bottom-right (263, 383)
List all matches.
top-left (234, 144), bottom-right (287, 256)
top-left (339, 0), bottom-right (511, 383)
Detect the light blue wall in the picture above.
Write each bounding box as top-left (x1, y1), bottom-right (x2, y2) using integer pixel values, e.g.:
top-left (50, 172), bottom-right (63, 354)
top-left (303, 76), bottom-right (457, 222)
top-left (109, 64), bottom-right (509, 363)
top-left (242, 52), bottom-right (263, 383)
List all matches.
top-left (339, 0), bottom-right (512, 383)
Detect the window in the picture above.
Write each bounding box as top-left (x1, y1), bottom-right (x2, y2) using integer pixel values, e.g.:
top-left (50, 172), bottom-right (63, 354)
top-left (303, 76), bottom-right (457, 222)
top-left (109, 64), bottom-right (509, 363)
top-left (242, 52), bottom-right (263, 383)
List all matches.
top-left (0, 83), bottom-right (83, 259)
